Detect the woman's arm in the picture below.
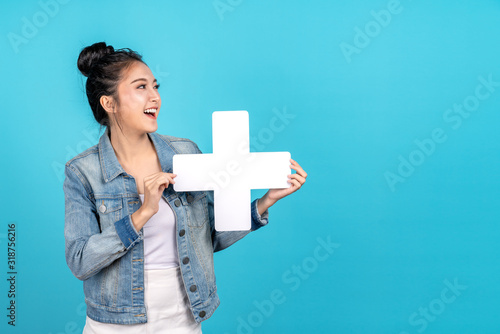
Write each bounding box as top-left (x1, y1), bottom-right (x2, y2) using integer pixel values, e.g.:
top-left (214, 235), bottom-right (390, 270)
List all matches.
top-left (63, 165), bottom-right (141, 281)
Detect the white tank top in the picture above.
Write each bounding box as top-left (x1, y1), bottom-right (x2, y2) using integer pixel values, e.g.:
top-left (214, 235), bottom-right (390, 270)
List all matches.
top-left (138, 193), bottom-right (179, 269)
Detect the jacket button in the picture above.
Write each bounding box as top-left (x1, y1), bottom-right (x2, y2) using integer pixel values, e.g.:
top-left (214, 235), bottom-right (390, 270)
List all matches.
top-left (182, 257), bottom-right (189, 265)
top-left (179, 229), bottom-right (186, 237)
top-left (174, 199), bottom-right (181, 207)
top-left (199, 311), bottom-right (206, 318)
top-left (190, 285), bottom-right (197, 292)
top-left (187, 195), bottom-right (194, 203)
top-left (99, 204), bottom-right (106, 213)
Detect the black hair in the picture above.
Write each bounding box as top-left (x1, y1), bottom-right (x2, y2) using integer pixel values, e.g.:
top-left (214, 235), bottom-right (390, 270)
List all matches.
top-left (77, 41), bottom-right (145, 136)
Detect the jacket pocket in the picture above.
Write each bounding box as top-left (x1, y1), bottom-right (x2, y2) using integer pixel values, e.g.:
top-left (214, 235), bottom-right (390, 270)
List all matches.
top-left (185, 192), bottom-right (209, 228)
top-left (95, 197), bottom-right (123, 231)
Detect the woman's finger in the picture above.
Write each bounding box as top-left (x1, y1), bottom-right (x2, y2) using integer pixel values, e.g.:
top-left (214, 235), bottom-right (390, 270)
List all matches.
top-left (164, 174), bottom-right (176, 184)
top-left (144, 172), bottom-right (176, 182)
top-left (144, 175), bottom-right (169, 194)
top-left (288, 173), bottom-right (306, 185)
top-left (147, 173), bottom-right (176, 187)
top-left (158, 175), bottom-right (175, 187)
top-left (288, 178), bottom-right (301, 190)
top-left (290, 160), bottom-right (307, 179)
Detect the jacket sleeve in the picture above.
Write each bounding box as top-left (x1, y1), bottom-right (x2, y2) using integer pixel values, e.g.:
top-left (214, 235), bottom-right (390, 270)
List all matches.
top-left (63, 164), bottom-right (143, 281)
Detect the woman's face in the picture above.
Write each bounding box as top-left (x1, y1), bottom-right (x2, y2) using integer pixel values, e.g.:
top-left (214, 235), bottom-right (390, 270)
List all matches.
top-left (111, 61), bottom-right (161, 135)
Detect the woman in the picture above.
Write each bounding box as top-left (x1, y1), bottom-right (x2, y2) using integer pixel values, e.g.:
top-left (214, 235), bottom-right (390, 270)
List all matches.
top-left (63, 42), bottom-right (307, 333)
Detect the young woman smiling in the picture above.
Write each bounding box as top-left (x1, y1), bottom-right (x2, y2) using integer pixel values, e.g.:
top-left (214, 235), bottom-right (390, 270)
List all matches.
top-left (63, 42), bottom-right (307, 333)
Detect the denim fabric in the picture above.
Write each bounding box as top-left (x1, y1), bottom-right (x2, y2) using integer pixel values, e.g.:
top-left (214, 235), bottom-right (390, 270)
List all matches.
top-left (63, 127), bottom-right (269, 324)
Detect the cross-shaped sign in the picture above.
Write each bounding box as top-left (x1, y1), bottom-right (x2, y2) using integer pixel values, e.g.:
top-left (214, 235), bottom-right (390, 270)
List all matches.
top-left (172, 110), bottom-right (291, 231)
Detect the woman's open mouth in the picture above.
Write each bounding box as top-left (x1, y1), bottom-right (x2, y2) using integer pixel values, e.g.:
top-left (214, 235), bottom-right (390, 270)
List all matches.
top-left (144, 108), bottom-right (157, 119)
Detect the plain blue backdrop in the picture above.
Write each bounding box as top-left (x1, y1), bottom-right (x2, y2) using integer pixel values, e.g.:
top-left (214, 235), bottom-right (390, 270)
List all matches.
top-left (1, 0), bottom-right (500, 333)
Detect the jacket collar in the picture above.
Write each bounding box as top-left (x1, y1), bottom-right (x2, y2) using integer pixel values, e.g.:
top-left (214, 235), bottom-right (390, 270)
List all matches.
top-left (98, 127), bottom-right (175, 183)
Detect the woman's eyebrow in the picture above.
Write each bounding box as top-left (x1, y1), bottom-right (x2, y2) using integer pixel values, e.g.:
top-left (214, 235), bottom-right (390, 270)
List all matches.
top-left (130, 78), bottom-right (158, 84)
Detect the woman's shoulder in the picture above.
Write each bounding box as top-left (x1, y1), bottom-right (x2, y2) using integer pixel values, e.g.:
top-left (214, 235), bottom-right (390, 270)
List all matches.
top-left (156, 133), bottom-right (194, 143)
top-left (64, 144), bottom-right (99, 169)
top-left (154, 133), bottom-right (202, 154)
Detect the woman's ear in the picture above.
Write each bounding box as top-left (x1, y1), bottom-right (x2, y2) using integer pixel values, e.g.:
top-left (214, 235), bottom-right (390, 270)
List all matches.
top-left (100, 95), bottom-right (116, 114)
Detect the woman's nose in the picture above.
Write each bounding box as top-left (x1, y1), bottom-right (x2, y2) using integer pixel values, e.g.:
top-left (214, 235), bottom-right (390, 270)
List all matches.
top-left (150, 90), bottom-right (160, 102)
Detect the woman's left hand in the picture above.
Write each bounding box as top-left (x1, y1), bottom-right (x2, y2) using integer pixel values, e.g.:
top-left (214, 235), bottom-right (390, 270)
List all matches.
top-left (257, 158), bottom-right (307, 214)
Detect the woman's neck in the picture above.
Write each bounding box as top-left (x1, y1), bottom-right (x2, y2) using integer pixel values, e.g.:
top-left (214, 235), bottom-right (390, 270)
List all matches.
top-left (108, 127), bottom-right (154, 167)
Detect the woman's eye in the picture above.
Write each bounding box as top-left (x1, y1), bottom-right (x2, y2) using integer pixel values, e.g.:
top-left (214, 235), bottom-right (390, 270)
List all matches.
top-left (137, 84), bottom-right (146, 89)
top-left (154, 84), bottom-right (160, 89)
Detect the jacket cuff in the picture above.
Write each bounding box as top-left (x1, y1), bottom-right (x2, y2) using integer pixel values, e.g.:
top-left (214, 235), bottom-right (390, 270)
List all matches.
top-left (250, 198), bottom-right (269, 231)
top-left (114, 215), bottom-right (143, 250)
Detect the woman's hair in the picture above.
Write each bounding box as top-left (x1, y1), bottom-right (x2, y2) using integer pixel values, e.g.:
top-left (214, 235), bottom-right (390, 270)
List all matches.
top-left (77, 41), bottom-right (145, 135)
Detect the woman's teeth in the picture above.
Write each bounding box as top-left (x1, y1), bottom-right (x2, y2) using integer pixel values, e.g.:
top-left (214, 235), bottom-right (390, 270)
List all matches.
top-left (144, 108), bottom-right (157, 118)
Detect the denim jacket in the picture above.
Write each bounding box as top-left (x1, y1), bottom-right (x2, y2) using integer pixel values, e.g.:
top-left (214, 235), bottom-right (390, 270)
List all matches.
top-left (63, 127), bottom-right (269, 324)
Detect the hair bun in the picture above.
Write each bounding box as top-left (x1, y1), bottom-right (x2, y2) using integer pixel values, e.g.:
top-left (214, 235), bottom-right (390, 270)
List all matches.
top-left (77, 42), bottom-right (115, 77)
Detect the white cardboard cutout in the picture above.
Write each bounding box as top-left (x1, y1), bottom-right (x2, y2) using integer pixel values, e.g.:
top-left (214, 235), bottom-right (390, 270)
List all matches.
top-left (173, 110), bottom-right (291, 231)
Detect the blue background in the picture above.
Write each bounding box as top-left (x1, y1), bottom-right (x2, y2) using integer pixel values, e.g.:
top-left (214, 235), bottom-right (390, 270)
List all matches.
top-left (1, 0), bottom-right (500, 333)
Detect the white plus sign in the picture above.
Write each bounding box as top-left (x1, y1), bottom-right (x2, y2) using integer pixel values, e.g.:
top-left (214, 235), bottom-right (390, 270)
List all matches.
top-left (173, 110), bottom-right (291, 231)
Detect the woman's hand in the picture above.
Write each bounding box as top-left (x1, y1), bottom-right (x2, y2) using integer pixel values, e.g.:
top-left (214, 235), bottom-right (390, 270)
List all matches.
top-left (131, 172), bottom-right (176, 232)
top-left (142, 172), bottom-right (177, 215)
top-left (257, 158), bottom-right (307, 215)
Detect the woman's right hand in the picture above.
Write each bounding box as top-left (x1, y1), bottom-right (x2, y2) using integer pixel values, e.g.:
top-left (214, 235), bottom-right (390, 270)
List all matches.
top-left (131, 172), bottom-right (176, 232)
top-left (141, 172), bottom-right (177, 216)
